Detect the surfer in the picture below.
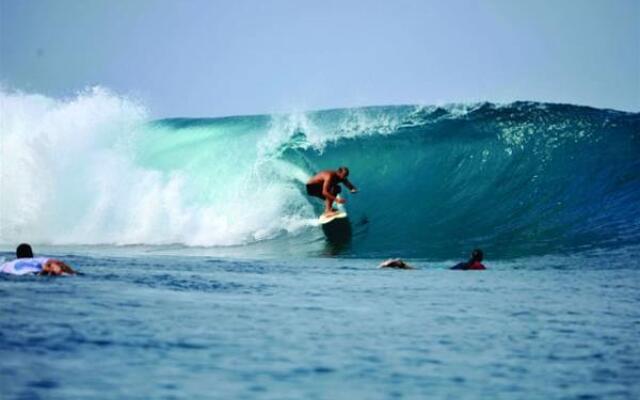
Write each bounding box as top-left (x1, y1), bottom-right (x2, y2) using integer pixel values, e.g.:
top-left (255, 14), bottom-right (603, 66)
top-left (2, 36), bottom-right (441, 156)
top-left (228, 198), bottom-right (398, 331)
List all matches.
top-left (451, 249), bottom-right (486, 270)
top-left (306, 166), bottom-right (358, 216)
top-left (0, 243), bottom-right (77, 276)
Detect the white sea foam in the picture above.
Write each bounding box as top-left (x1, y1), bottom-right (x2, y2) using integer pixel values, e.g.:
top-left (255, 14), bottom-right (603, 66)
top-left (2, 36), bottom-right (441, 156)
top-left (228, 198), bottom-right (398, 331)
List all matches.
top-left (0, 87), bottom-right (317, 246)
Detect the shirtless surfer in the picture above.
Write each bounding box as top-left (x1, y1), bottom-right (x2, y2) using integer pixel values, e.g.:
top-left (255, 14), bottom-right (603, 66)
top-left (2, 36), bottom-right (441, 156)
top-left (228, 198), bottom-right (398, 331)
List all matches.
top-left (306, 166), bottom-right (358, 217)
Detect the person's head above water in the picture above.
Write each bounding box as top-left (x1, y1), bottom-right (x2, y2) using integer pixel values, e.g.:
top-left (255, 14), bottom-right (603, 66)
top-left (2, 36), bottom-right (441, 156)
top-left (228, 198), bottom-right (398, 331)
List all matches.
top-left (16, 243), bottom-right (34, 259)
top-left (470, 248), bottom-right (484, 262)
top-left (337, 166), bottom-right (349, 180)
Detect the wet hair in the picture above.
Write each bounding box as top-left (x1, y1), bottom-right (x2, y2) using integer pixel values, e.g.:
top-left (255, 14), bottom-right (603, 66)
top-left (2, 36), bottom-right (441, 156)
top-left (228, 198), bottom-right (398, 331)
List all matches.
top-left (16, 243), bottom-right (34, 259)
top-left (337, 166), bottom-right (349, 177)
top-left (470, 248), bottom-right (484, 262)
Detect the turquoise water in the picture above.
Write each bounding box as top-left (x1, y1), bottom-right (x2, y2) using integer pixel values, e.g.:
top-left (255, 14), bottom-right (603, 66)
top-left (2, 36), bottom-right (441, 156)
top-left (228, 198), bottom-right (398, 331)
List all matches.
top-left (130, 102), bottom-right (640, 259)
top-left (1, 92), bottom-right (639, 398)
top-left (2, 97), bottom-right (638, 260)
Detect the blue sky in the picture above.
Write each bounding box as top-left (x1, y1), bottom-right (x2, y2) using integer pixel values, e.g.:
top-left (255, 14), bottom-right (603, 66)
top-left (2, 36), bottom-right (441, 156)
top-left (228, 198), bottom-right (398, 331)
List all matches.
top-left (1, 0), bottom-right (638, 117)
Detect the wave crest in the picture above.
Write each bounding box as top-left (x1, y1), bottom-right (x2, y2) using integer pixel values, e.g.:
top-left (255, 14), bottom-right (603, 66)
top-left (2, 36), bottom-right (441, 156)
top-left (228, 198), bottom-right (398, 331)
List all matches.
top-left (2, 90), bottom-right (638, 258)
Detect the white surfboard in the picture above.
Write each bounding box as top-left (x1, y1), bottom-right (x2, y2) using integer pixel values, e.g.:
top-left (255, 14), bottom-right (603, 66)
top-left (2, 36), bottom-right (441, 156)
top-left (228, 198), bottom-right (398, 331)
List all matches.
top-left (318, 211), bottom-right (348, 224)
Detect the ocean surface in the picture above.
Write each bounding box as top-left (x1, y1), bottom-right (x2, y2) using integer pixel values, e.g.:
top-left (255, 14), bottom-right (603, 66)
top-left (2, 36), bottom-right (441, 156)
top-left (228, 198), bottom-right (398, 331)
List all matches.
top-left (1, 251), bottom-right (639, 399)
top-left (1, 89), bottom-right (639, 398)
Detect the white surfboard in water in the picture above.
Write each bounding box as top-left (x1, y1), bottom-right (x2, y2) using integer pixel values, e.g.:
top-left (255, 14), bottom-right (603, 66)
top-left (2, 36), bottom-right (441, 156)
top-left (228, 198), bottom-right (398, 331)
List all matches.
top-left (318, 211), bottom-right (348, 224)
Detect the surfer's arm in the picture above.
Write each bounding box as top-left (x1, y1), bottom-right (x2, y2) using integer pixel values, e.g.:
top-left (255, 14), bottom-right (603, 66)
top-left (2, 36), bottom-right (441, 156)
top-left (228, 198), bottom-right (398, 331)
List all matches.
top-left (322, 178), bottom-right (338, 202)
top-left (342, 178), bottom-right (357, 193)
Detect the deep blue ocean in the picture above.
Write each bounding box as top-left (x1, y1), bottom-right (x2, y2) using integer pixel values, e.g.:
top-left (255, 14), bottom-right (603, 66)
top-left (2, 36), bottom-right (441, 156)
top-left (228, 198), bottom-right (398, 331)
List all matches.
top-left (1, 91), bottom-right (639, 399)
top-left (1, 251), bottom-right (639, 399)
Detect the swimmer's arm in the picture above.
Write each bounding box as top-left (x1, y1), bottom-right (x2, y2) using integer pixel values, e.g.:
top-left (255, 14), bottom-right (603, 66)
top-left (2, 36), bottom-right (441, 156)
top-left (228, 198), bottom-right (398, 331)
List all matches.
top-left (450, 262), bottom-right (468, 270)
top-left (58, 261), bottom-right (77, 275)
top-left (40, 259), bottom-right (77, 275)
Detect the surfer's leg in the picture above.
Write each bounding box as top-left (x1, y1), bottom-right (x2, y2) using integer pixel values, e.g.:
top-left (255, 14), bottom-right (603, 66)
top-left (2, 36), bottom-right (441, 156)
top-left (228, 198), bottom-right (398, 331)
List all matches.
top-left (331, 185), bottom-right (342, 213)
top-left (324, 185), bottom-right (341, 213)
top-left (324, 198), bottom-right (336, 215)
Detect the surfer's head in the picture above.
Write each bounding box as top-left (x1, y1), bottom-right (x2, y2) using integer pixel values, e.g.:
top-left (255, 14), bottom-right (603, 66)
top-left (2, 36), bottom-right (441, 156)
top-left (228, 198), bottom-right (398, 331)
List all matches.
top-left (470, 248), bottom-right (484, 262)
top-left (16, 243), bottom-right (34, 259)
top-left (337, 166), bottom-right (349, 180)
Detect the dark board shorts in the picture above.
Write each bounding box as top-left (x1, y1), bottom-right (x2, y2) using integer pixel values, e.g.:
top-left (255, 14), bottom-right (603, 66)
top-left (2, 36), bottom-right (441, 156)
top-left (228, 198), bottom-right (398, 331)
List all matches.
top-left (306, 183), bottom-right (341, 198)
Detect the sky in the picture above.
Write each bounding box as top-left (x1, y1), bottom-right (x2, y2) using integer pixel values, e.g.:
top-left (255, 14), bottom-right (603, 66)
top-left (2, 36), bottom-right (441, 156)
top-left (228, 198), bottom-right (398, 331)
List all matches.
top-left (1, 0), bottom-right (638, 117)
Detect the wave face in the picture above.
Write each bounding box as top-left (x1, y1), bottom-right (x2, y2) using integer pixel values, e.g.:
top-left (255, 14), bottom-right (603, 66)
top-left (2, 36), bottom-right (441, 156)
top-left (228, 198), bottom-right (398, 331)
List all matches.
top-left (1, 88), bottom-right (639, 259)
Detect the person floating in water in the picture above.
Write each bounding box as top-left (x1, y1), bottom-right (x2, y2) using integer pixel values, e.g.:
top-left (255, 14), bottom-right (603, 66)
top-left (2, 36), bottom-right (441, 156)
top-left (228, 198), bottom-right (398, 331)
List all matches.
top-left (306, 166), bottom-right (358, 216)
top-left (0, 243), bottom-right (77, 276)
top-left (379, 259), bottom-right (414, 269)
top-left (451, 248), bottom-right (486, 270)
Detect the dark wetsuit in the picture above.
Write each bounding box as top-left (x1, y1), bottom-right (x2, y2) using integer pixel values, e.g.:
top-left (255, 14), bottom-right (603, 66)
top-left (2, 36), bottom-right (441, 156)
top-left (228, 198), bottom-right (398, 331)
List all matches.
top-left (451, 261), bottom-right (486, 270)
top-left (306, 182), bottom-right (341, 199)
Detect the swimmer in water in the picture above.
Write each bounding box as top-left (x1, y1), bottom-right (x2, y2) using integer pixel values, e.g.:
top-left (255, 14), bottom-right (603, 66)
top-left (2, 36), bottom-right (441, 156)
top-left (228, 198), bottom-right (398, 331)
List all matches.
top-left (379, 259), bottom-right (414, 269)
top-left (0, 243), bottom-right (77, 276)
top-left (451, 248), bottom-right (486, 270)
